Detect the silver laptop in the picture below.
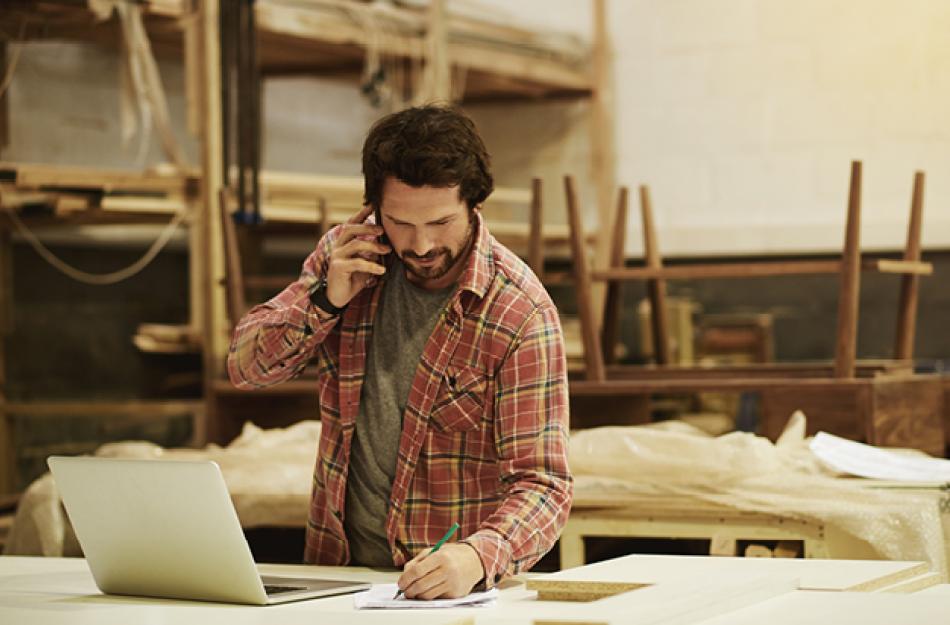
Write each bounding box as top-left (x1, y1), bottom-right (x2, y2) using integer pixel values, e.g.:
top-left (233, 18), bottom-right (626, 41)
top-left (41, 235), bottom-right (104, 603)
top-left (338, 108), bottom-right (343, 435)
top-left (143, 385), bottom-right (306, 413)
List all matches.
top-left (47, 456), bottom-right (370, 605)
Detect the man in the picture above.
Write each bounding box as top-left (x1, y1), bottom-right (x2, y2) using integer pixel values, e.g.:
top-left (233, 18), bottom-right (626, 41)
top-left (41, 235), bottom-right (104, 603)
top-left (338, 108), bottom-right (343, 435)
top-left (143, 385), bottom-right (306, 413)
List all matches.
top-left (228, 105), bottom-right (571, 599)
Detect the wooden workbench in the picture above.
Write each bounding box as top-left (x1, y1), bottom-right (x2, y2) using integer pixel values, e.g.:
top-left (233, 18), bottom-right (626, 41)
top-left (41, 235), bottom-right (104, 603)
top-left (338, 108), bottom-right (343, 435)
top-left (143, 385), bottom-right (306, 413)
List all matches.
top-left (0, 554), bottom-right (944, 625)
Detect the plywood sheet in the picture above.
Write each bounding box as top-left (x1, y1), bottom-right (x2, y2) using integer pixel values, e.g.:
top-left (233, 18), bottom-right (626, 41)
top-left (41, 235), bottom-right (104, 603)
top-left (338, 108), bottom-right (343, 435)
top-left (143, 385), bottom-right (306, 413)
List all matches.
top-left (528, 554), bottom-right (929, 595)
top-left (693, 590), bottom-right (948, 625)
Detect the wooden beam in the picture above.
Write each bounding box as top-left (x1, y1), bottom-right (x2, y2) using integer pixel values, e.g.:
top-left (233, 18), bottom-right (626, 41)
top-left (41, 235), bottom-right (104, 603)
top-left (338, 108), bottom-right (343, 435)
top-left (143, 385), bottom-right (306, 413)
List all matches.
top-left (198, 0), bottom-right (225, 445)
top-left (182, 5), bottom-right (201, 137)
top-left (894, 171), bottom-right (925, 360)
top-left (569, 377), bottom-right (871, 395)
top-left (589, 0), bottom-right (616, 336)
top-left (0, 42), bottom-right (8, 152)
top-left (219, 188), bottom-right (246, 327)
top-left (871, 259), bottom-right (932, 275)
top-left (834, 161), bottom-right (862, 379)
top-left (3, 400), bottom-right (201, 418)
top-left (588, 258), bottom-right (931, 281)
top-left (591, 260), bottom-right (843, 281)
top-left (641, 185), bottom-right (671, 365)
top-left (599, 361), bottom-right (909, 380)
top-left (0, 226), bottom-right (11, 493)
top-left (601, 186), bottom-right (627, 364)
top-left (528, 177), bottom-right (544, 280)
top-left (0, 161), bottom-right (196, 194)
top-left (423, 0), bottom-right (450, 102)
top-left (565, 175), bottom-right (606, 382)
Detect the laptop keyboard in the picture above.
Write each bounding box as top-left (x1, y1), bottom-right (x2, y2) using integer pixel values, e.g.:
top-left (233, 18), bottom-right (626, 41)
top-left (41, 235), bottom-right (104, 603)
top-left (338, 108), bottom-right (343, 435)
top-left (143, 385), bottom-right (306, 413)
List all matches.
top-left (264, 585), bottom-right (308, 595)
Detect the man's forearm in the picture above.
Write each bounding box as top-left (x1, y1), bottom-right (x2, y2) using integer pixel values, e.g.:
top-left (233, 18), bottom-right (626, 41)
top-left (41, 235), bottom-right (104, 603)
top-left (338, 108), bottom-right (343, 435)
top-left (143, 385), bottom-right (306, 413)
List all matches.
top-left (461, 461), bottom-right (573, 587)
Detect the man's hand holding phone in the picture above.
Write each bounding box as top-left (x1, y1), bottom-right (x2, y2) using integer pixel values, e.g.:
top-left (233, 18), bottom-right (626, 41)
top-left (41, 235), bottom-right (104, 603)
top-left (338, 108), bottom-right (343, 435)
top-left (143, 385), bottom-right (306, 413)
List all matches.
top-left (324, 205), bottom-right (390, 308)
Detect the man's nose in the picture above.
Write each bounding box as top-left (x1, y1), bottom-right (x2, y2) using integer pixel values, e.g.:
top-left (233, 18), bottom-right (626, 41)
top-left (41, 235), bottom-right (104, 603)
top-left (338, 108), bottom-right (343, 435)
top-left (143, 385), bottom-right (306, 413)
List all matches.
top-left (411, 229), bottom-right (434, 256)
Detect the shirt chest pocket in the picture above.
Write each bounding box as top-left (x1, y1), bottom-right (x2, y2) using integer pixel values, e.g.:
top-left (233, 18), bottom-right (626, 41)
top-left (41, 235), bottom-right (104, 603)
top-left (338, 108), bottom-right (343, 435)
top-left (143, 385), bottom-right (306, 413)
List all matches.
top-left (429, 365), bottom-right (489, 432)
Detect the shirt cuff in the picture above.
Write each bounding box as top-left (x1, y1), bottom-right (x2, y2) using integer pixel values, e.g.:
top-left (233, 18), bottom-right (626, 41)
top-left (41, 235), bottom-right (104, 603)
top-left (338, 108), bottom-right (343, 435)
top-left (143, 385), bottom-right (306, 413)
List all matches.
top-left (461, 529), bottom-right (512, 589)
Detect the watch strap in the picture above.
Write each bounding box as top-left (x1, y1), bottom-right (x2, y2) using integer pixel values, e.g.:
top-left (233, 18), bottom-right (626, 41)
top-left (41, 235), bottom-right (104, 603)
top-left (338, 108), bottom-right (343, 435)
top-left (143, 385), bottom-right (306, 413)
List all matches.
top-left (309, 279), bottom-right (347, 316)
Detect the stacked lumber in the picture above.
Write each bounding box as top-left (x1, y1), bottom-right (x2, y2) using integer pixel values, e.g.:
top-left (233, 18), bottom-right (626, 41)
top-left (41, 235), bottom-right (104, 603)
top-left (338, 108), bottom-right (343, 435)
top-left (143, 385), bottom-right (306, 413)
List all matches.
top-left (132, 323), bottom-right (201, 354)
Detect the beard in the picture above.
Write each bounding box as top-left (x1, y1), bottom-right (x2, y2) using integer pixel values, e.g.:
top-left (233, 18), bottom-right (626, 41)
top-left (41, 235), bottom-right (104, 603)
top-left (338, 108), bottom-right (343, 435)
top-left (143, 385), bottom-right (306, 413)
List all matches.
top-left (400, 215), bottom-right (476, 282)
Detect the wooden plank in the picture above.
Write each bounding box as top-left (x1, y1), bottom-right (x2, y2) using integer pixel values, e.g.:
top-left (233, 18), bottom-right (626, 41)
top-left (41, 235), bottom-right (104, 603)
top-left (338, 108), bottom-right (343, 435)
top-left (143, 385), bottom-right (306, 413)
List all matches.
top-left (182, 4), bottom-right (201, 137)
top-left (3, 400), bottom-right (201, 418)
top-left (564, 175), bottom-right (606, 381)
top-left (424, 0), bottom-right (450, 102)
top-left (589, 0), bottom-right (615, 348)
top-left (530, 554), bottom-right (930, 593)
top-left (219, 189), bottom-right (247, 327)
top-left (0, 226), bottom-right (10, 493)
top-left (640, 185), bottom-right (671, 365)
top-left (600, 186), bottom-right (627, 364)
top-left (944, 375), bottom-right (950, 449)
top-left (601, 361), bottom-right (909, 380)
top-left (198, 0), bottom-right (225, 446)
top-left (450, 40), bottom-right (590, 94)
top-left (253, 0), bottom-right (591, 96)
top-left (589, 258), bottom-right (931, 282)
top-left (876, 572), bottom-right (942, 594)
top-left (834, 160), bottom-right (862, 378)
top-left (867, 375), bottom-right (945, 457)
top-left (0, 161), bottom-right (196, 194)
top-left (560, 508), bottom-right (826, 570)
top-left (528, 178), bottom-right (543, 280)
top-left (760, 383), bottom-right (871, 442)
top-left (894, 171), bottom-right (925, 359)
top-left (591, 260), bottom-right (842, 280)
top-left (691, 590), bottom-right (948, 625)
top-left (0, 43), bottom-right (8, 151)
top-left (915, 583), bottom-right (950, 596)
top-left (571, 377), bottom-right (871, 396)
top-left (873, 258), bottom-right (932, 275)
top-left (211, 378), bottom-right (315, 396)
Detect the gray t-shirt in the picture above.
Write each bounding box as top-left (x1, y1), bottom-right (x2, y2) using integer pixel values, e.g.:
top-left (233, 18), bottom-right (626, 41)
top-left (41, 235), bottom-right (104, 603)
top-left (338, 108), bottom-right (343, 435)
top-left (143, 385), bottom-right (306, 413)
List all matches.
top-left (344, 259), bottom-right (453, 567)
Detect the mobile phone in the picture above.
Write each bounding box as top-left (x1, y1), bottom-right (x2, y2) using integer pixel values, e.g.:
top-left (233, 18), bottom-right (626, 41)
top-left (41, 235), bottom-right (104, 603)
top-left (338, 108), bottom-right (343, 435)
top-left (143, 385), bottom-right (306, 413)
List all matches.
top-left (374, 206), bottom-right (390, 246)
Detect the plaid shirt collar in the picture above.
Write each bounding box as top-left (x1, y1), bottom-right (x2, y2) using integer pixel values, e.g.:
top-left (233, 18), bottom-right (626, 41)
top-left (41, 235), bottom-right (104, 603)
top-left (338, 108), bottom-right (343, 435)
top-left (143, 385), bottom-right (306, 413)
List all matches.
top-left (454, 210), bottom-right (494, 303)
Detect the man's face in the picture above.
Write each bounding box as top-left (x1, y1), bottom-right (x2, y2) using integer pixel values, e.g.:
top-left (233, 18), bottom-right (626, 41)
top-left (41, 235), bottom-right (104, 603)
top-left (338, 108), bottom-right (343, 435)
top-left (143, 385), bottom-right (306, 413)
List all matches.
top-left (378, 177), bottom-right (476, 290)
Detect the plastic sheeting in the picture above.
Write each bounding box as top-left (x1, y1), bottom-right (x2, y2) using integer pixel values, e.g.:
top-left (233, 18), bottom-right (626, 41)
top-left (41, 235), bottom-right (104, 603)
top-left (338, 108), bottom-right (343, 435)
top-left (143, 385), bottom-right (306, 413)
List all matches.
top-left (570, 413), bottom-right (950, 577)
top-left (5, 420), bottom-right (322, 557)
top-left (6, 414), bottom-right (949, 578)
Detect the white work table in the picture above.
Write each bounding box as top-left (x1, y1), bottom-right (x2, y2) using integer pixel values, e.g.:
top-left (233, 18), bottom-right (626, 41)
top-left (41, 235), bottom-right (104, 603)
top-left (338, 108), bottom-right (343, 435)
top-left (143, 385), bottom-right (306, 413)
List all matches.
top-left (0, 555), bottom-right (946, 625)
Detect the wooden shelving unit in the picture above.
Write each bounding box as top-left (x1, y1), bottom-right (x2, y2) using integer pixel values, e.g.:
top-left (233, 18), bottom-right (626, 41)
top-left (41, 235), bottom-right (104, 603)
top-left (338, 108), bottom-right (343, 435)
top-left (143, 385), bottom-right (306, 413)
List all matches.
top-left (0, 0), bottom-right (609, 489)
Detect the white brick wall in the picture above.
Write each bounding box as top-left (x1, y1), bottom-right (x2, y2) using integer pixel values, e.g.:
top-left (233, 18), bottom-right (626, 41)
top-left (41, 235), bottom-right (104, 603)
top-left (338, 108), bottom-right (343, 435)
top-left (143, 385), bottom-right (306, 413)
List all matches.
top-left (611, 0), bottom-right (950, 255)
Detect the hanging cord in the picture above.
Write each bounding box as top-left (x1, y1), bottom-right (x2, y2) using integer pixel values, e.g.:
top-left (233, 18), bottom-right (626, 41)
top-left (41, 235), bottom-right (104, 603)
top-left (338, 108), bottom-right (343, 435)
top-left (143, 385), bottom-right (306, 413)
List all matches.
top-left (0, 19), bottom-right (28, 99)
top-left (3, 204), bottom-right (187, 285)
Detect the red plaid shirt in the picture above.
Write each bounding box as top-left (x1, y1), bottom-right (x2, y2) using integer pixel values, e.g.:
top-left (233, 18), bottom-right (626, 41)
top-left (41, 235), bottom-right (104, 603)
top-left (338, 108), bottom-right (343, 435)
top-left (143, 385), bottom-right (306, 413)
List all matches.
top-left (227, 212), bottom-right (572, 586)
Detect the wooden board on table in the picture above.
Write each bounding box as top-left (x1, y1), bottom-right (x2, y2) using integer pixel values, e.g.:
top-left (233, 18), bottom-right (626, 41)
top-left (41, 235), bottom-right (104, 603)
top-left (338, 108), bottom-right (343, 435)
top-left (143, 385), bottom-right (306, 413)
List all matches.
top-left (876, 572), bottom-right (943, 594)
top-left (525, 554), bottom-right (930, 601)
top-left (915, 582), bottom-right (950, 597)
top-left (692, 590), bottom-right (948, 625)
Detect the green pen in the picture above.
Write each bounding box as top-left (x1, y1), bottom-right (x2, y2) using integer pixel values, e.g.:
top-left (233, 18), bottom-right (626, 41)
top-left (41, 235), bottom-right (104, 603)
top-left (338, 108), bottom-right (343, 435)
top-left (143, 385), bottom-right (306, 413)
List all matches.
top-left (393, 522), bottom-right (461, 600)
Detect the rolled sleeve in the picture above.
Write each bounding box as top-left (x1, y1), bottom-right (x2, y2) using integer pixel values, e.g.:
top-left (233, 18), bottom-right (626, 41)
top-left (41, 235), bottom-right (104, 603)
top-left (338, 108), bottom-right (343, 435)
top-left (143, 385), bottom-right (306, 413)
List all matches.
top-left (227, 226), bottom-right (343, 388)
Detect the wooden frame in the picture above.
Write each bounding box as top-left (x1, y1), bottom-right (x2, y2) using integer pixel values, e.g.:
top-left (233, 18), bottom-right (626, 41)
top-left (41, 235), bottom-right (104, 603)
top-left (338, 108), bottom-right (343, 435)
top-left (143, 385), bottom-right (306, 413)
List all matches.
top-left (558, 164), bottom-right (944, 454)
top-left (560, 504), bottom-right (832, 571)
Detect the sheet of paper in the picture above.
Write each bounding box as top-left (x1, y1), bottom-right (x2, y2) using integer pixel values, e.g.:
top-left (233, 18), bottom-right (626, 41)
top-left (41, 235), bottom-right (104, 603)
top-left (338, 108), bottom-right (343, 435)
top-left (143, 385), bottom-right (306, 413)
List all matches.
top-left (353, 583), bottom-right (498, 609)
top-left (810, 431), bottom-right (950, 482)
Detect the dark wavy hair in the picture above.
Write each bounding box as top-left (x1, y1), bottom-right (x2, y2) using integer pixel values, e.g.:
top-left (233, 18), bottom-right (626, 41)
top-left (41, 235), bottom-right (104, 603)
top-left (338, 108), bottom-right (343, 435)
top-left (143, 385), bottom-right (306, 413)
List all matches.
top-left (362, 104), bottom-right (494, 211)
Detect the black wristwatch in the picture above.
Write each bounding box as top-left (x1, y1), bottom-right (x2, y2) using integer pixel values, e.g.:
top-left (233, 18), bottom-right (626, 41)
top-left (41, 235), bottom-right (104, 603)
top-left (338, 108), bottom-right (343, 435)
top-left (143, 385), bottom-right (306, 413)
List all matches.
top-left (309, 278), bottom-right (347, 316)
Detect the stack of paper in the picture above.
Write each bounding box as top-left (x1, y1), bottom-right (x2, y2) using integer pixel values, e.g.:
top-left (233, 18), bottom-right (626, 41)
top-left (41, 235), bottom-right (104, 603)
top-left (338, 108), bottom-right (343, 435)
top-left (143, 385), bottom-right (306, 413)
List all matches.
top-left (353, 584), bottom-right (498, 609)
top-left (810, 432), bottom-right (950, 482)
